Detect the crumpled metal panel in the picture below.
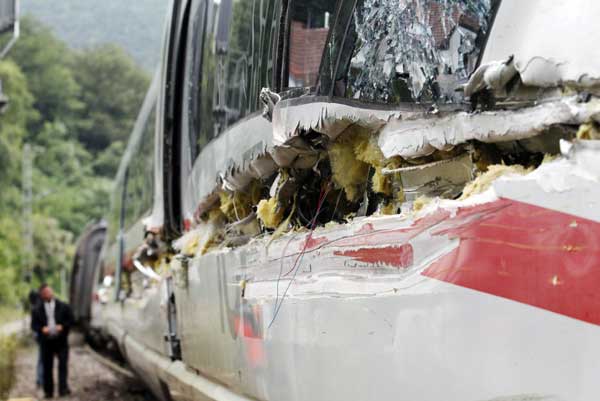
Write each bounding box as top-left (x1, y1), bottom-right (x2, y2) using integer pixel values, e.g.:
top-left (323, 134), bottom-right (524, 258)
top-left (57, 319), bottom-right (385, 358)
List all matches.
top-left (271, 97), bottom-right (407, 145)
top-left (396, 152), bottom-right (474, 200)
top-left (379, 97), bottom-right (600, 159)
top-left (479, 0), bottom-right (600, 89)
top-left (183, 114), bottom-right (276, 219)
top-left (349, 0), bottom-right (492, 103)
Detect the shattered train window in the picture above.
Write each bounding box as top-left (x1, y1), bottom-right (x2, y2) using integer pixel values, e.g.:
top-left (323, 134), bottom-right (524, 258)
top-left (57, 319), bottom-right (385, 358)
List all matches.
top-left (286, 0), bottom-right (338, 88)
top-left (346, 0), bottom-right (495, 103)
top-left (124, 105), bottom-right (156, 230)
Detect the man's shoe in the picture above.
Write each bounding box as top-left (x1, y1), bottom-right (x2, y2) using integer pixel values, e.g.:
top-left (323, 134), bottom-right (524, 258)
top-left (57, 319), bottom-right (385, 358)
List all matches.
top-left (59, 389), bottom-right (72, 397)
top-left (44, 394), bottom-right (53, 399)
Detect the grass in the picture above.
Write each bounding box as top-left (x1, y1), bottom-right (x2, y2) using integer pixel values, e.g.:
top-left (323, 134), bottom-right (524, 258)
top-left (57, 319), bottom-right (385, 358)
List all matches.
top-left (0, 305), bottom-right (24, 325)
top-left (0, 334), bottom-right (17, 400)
top-left (0, 304), bottom-right (24, 400)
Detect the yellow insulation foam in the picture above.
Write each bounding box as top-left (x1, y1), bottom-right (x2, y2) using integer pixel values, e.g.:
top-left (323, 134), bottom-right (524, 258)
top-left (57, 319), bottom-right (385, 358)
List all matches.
top-left (354, 134), bottom-right (385, 166)
top-left (576, 122), bottom-right (600, 140)
top-left (183, 234), bottom-right (199, 255)
top-left (328, 138), bottom-right (370, 201)
top-left (329, 127), bottom-right (398, 200)
top-left (200, 235), bottom-right (219, 255)
top-left (412, 196), bottom-right (432, 212)
top-left (218, 181), bottom-right (261, 222)
top-left (372, 167), bottom-right (392, 195)
top-left (257, 197), bottom-right (285, 229)
top-left (380, 202), bottom-right (396, 215)
top-left (460, 164), bottom-right (532, 200)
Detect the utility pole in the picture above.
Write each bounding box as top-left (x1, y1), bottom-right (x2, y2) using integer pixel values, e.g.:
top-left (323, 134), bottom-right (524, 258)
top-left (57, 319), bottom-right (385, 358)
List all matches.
top-left (22, 142), bottom-right (33, 282)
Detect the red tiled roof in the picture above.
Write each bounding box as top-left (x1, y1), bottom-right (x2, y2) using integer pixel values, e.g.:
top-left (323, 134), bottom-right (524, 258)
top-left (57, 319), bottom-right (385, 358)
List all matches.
top-left (288, 20), bottom-right (329, 87)
top-left (427, 2), bottom-right (481, 49)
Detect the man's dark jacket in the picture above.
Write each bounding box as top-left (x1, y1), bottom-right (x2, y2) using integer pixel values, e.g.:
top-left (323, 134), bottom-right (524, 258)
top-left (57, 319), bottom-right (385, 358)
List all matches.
top-left (31, 299), bottom-right (74, 345)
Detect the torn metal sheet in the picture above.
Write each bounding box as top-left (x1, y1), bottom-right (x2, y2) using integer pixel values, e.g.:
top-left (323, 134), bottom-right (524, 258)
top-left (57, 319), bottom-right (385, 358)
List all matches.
top-left (221, 155), bottom-right (277, 192)
top-left (561, 139), bottom-right (600, 180)
top-left (385, 152), bottom-right (474, 200)
top-left (379, 96), bottom-right (600, 159)
top-left (271, 97), bottom-right (411, 145)
top-left (183, 114), bottom-right (276, 221)
top-left (477, 0), bottom-right (600, 90)
top-left (269, 136), bottom-right (320, 169)
top-left (464, 56), bottom-right (518, 97)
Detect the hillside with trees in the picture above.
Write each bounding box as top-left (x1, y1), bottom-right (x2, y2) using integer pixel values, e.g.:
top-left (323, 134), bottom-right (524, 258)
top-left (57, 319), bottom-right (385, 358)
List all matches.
top-left (20, 0), bottom-right (167, 71)
top-left (0, 17), bottom-right (149, 311)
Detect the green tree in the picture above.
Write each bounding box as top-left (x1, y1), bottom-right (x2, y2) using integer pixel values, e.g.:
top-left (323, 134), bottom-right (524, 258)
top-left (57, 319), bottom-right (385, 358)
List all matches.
top-left (8, 17), bottom-right (82, 132)
top-left (0, 60), bottom-right (36, 306)
top-left (31, 121), bottom-right (112, 236)
top-left (0, 215), bottom-right (24, 305)
top-left (31, 214), bottom-right (73, 288)
top-left (72, 44), bottom-right (149, 154)
top-left (93, 140), bottom-right (125, 177)
top-left (0, 60), bottom-right (37, 187)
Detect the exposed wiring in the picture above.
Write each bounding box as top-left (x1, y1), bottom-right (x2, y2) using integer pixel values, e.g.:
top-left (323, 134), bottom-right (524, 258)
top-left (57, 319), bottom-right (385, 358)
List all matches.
top-left (268, 182), bottom-right (331, 329)
top-left (272, 231), bottom-right (298, 328)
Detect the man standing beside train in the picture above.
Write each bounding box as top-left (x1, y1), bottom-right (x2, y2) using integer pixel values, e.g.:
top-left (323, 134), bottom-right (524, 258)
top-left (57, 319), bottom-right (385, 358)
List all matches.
top-left (31, 284), bottom-right (74, 398)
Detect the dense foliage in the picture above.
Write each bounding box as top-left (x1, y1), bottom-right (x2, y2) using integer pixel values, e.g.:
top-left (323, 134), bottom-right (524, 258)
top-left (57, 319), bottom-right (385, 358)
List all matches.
top-left (0, 17), bottom-right (149, 308)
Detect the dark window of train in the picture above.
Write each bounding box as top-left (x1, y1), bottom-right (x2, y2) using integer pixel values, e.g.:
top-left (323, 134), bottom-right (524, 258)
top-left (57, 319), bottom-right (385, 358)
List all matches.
top-left (197, 0), bottom-right (218, 144)
top-left (341, 0), bottom-right (497, 104)
top-left (185, 0), bottom-right (209, 160)
top-left (285, 0), bottom-right (338, 89)
top-left (196, 0), bottom-right (277, 143)
top-left (123, 105), bottom-right (156, 230)
top-left (197, 0), bottom-right (255, 138)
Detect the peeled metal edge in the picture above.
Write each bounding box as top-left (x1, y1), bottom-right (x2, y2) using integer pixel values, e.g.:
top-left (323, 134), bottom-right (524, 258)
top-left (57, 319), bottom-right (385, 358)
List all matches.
top-left (271, 97), bottom-right (409, 144)
top-left (184, 114), bottom-right (275, 219)
top-left (479, 0), bottom-right (600, 90)
top-left (379, 96), bottom-right (600, 159)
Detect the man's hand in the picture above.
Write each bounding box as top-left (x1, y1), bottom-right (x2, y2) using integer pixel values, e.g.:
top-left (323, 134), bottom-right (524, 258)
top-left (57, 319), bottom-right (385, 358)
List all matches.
top-left (56, 324), bottom-right (63, 333)
top-left (42, 326), bottom-right (50, 335)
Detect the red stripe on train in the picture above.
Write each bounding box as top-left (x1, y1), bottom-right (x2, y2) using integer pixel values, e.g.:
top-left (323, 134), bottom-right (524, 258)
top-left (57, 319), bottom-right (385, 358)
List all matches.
top-left (423, 198), bottom-right (600, 326)
top-left (334, 244), bottom-right (414, 269)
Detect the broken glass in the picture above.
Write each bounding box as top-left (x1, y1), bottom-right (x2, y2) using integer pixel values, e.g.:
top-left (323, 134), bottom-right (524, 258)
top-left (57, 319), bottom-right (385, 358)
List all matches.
top-left (347, 0), bottom-right (495, 104)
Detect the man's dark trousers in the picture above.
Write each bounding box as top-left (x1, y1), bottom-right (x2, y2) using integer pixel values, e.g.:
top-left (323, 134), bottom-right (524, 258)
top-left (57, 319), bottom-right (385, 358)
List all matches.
top-left (41, 337), bottom-right (69, 396)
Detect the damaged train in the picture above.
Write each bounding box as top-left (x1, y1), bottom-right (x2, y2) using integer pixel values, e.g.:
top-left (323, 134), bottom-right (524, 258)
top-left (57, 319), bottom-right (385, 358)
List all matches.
top-left (70, 0), bottom-right (600, 400)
